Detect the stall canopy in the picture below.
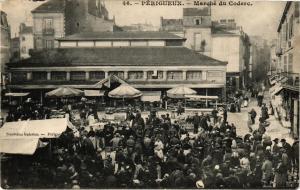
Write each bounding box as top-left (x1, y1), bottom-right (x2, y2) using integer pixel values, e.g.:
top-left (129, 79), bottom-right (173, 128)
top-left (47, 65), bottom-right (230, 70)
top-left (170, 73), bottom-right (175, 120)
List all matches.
top-left (141, 91), bottom-right (161, 102)
top-left (84, 90), bottom-right (104, 97)
top-left (185, 95), bottom-right (219, 101)
top-left (5, 92), bottom-right (30, 97)
top-left (0, 139), bottom-right (39, 155)
top-left (0, 117), bottom-right (68, 139)
top-left (167, 86), bottom-right (196, 98)
top-left (94, 75), bottom-right (127, 88)
top-left (108, 84), bottom-right (142, 98)
top-left (46, 87), bottom-right (84, 98)
top-left (0, 117), bottom-right (69, 155)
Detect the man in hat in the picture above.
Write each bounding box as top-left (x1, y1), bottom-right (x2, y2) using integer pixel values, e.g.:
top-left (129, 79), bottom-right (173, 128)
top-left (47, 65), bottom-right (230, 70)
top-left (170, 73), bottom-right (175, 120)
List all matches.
top-left (272, 138), bottom-right (280, 154)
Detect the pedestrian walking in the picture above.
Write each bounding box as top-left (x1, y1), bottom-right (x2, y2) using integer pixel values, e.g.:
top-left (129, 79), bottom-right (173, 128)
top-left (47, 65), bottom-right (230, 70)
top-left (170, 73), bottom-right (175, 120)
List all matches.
top-left (250, 109), bottom-right (257, 124)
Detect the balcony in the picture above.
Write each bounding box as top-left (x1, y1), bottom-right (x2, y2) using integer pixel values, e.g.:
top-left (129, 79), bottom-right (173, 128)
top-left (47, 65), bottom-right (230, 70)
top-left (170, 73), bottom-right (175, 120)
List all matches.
top-left (42, 28), bottom-right (55, 36)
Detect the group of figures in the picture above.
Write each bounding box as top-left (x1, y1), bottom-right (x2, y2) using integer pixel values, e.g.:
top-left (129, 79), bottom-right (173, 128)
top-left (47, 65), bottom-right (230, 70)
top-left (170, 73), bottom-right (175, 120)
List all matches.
top-left (1, 93), bottom-right (299, 189)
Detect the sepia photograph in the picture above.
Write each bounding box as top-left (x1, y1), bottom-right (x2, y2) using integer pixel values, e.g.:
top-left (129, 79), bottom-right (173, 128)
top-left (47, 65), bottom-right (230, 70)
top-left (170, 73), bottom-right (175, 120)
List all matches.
top-left (0, 0), bottom-right (299, 189)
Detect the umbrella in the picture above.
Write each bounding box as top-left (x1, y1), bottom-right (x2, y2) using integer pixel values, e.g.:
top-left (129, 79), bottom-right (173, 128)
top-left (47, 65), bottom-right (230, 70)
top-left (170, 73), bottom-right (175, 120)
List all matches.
top-left (45, 87), bottom-right (84, 98)
top-left (167, 85), bottom-right (196, 98)
top-left (108, 84), bottom-right (142, 98)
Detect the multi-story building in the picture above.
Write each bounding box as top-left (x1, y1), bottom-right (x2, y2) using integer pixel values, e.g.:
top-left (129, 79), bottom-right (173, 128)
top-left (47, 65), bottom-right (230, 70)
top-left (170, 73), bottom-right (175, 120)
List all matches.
top-left (211, 20), bottom-right (251, 92)
top-left (161, 11), bottom-right (251, 93)
top-left (31, 0), bottom-right (116, 50)
top-left (0, 10), bottom-right (11, 90)
top-left (6, 31), bottom-right (227, 103)
top-left (161, 7), bottom-right (212, 55)
top-left (271, 2), bottom-right (299, 138)
top-left (19, 23), bottom-right (34, 59)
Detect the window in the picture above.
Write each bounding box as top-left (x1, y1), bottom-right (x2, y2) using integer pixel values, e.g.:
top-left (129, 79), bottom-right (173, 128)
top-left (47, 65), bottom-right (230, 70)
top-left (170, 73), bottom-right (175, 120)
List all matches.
top-left (195, 19), bottom-right (200, 25)
top-left (128, 71), bottom-right (144, 80)
top-left (11, 72), bottom-right (27, 82)
top-left (45, 40), bottom-right (54, 49)
top-left (32, 72), bottom-right (47, 81)
top-left (288, 53), bottom-right (293, 73)
top-left (112, 41), bottom-right (130, 47)
top-left (130, 41), bottom-right (148, 47)
top-left (207, 71), bottom-right (223, 82)
top-left (95, 41), bottom-right (112, 47)
top-left (108, 71), bottom-right (124, 79)
top-left (43, 18), bottom-right (53, 29)
top-left (77, 41), bottom-right (94, 47)
top-left (90, 71), bottom-right (105, 80)
top-left (51, 72), bottom-right (66, 81)
top-left (167, 71), bottom-right (183, 80)
top-left (289, 15), bottom-right (293, 38)
top-left (147, 71), bottom-right (163, 80)
top-left (194, 33), bottom-right (202, 51)
top-left (22, 36), bottom-right (25, 41)
top-left (70, 71), bottom-right (85, 81)
top-left (207, 71), bottom-right (222, 77)
top-left (148, 41), bottom-right (165, 47)
top-left (187, 71), bottom-right (202, 80)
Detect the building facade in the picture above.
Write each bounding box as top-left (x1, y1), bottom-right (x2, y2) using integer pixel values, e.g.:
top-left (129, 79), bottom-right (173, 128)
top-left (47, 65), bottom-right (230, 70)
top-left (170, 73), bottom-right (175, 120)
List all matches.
top-left (0, 10), bottom-right (11, 90)
top-left (19, 23), bottom-right (34, 59)
top-left (31, 0), bottom-right (116, 50)
top-left (271, 2), bottom-right (300, 138)
top-left (7, 31), bottom-right (227, 102)
top-left (161, 11), bottom-right (251, 93)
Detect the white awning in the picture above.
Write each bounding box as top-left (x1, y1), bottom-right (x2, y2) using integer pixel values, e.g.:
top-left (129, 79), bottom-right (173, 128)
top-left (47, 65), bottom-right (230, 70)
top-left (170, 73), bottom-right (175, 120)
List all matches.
top-left (5, 92), bottom-right (30, 97)
top-left (84, 90), bottom-right (104, 97)
top-left (270, 85), bottom-right (283, 96)
top-left (0, 138), bottom-right (39, 155)
top-left (141, 91), bottom-right (161, 102)
top-left (0, 117), bottom-right (68, 139)
top-left (185, 95), bottom-right (219, 100)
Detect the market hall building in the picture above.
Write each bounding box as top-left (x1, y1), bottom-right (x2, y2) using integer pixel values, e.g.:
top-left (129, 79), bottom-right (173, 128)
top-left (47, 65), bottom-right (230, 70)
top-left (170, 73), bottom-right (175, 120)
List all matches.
top-left (6, 31), bottom-right (227, 105)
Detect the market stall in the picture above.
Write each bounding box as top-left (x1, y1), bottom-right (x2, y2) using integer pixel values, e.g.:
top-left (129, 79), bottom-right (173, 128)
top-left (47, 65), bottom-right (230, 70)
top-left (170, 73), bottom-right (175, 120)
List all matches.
top-left (0, 117), bottom-right (69, 155)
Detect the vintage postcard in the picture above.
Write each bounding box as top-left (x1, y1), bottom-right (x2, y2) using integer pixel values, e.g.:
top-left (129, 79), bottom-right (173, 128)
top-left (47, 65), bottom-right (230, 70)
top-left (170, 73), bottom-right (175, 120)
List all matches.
top-left (0, 0), bottom-right (299, 189)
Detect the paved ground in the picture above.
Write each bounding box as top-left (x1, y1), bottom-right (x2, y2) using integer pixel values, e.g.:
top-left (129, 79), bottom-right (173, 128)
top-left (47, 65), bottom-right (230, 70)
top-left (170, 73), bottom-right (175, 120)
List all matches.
top-left (227, 90), bottom-right (294, 144)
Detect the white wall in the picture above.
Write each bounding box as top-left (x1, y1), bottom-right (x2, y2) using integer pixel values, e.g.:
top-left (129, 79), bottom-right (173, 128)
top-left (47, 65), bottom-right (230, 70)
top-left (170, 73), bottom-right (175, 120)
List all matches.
top-left (212, 36), bottom-right (241, 73)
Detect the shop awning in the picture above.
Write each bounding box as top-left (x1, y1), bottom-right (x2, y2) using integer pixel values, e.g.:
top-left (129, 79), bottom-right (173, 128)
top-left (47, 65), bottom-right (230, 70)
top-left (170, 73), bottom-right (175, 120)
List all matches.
top-left (84, 90), bottom-right (104, 97)
top-left (5, 92), bottom-right (30, 97)
top-left (0, 117), bottom-right (68, 139)
top-left (185, 95), bottom-right (219, 100)
top-left (270, 85), bottom-right (283, 96)
top-left (141, 91), bottom-right (161, 102)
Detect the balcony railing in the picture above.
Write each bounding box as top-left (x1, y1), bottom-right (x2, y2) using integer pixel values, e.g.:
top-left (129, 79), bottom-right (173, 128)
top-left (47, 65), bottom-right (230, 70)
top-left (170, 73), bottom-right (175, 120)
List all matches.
top-left (42, 28), bottom-right (55, 35)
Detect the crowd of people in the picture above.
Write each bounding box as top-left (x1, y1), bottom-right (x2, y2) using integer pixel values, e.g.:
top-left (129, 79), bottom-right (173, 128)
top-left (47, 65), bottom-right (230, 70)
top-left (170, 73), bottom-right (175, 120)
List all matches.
top-left (1, 95), bottom-right (299, 189)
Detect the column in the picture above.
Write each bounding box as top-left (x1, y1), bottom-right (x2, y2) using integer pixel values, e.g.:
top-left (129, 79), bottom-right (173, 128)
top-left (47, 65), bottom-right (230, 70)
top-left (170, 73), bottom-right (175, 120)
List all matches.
top-left (105, 71), bottom-right (109, 78)
top-left (85, 71), bottom-right (90, 80)
top-left (124, 71), bottom-right (128, 80)
top-left (182, 70), bottom-right (187, 80)
top-left (66, 72), bottom-right (70, 81)
top-left (163, 71), bottom-right (167, 80)
top-left (26, 72), bottom-right (32, 81)
top-left (47, 72), bottom-right (51, 80)
top-left (143, 71), bottom-right (147, 80)
top-left (202, 71), bottom-right (207, 81)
